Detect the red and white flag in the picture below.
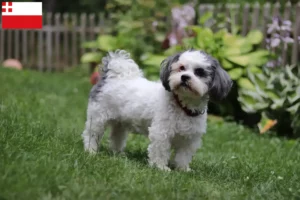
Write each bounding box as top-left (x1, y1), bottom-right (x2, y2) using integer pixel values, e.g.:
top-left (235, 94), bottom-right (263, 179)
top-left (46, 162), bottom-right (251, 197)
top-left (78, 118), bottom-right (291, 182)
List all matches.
top-left (1, 2), bottom-right (43, 29)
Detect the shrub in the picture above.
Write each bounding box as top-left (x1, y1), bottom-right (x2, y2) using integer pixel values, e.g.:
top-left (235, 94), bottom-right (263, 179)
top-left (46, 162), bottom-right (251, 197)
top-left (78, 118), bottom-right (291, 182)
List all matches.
top-left (238, 66), bottom-right (300, 137)
top-left (80, 0), bottom-right (182, 79)
top-left (265, 16), bottom-right (299, 68)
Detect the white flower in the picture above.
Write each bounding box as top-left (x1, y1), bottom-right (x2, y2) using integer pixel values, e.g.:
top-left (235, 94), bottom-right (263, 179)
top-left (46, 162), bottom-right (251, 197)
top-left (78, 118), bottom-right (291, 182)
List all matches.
top-left (271, 38), bottom-right (281, 47)
top-left (283, 37), bottom-right (294, 44)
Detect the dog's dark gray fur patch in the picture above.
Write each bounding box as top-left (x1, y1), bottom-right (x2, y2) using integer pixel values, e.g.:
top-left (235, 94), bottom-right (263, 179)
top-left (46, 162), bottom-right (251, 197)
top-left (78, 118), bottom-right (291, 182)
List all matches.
top-left (89, 54), bottom-right (111, 101)
top-left (89, 50), bottom-right (130, 101)
top-left (160, 52), bottom-right (182, 91)
top-left (89, 72), bottom-right (107, 101)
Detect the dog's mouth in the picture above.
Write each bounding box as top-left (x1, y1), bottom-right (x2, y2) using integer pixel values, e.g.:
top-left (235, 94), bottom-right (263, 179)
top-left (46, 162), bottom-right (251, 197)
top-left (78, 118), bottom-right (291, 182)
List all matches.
top-left (178, 82), bottom-right (198, 95)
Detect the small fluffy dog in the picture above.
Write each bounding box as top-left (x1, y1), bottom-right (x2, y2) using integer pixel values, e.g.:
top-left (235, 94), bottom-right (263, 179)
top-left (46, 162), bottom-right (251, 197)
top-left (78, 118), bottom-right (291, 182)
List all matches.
top-left (82, 49), bottom-right (232, 171)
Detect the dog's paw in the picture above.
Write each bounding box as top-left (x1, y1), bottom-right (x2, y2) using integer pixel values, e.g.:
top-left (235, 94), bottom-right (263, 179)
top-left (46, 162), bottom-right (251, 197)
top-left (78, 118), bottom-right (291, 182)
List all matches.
top-left (157, 165), bottom-right (171, 172)
top-left (150, 163), bottom-right (171, 171)
top-left (176, 166), bottom-right (193, 172)
top-left (84, 147), bottom-right (98, 155)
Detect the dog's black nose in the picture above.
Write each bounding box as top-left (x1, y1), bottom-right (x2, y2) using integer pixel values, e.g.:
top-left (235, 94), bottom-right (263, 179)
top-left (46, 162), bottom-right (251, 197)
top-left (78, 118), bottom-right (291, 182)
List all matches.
top-left (181, 75), bottom-right (190, 82)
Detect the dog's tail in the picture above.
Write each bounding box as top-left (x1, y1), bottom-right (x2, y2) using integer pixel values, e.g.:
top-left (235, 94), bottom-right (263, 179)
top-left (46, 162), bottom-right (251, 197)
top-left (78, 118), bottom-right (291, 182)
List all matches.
top-left (100, 49), bottom-right (142, 79)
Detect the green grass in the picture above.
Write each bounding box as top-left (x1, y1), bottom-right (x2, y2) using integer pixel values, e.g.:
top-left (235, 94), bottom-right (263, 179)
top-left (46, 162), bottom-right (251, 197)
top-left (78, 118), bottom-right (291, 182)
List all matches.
top-left (0, 67), bottom-right (300, 200)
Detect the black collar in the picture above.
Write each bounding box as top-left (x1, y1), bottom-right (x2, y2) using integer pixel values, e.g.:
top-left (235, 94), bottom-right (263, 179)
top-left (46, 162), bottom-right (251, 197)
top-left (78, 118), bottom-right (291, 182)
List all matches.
top-left (173, 93), bottom-right (206, 117)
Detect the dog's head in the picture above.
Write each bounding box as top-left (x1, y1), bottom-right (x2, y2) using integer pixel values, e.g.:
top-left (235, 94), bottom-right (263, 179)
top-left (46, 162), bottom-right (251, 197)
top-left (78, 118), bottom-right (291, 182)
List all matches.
top-left (160, 50), bottom-right (232, 102)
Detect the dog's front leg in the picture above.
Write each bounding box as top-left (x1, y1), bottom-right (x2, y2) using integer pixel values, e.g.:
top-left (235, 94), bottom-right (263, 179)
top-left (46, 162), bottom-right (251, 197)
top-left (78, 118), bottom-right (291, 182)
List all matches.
top-left (147, 125), bottom-right (172, 171)
top-left (173, 135), bottom-right (202, 172)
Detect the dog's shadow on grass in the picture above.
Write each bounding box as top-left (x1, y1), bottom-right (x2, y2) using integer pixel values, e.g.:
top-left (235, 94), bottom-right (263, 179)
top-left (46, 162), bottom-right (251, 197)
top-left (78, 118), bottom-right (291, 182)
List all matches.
top-left (101, 146), bottom-right (193, 172)
top-left (124, 149), bottom-right (149, 165)
top-left (99, 145), bottom-right (149, 166)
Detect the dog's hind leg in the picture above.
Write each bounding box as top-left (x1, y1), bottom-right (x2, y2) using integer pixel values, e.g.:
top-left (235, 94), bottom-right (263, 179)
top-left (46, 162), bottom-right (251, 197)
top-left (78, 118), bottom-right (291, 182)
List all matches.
top-left (147, 123), bottom-right (172, 171)
top-left (109, 122), bottom-right (128, 153)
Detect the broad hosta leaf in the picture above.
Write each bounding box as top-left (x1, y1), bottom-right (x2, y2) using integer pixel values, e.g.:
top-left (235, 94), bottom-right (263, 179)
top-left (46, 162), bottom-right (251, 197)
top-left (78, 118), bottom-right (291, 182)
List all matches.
top-left (239, 42), bottom-right (253, 54)
top-left (285, 66), bottom-right (298, 81)
top-left (195, 27), bottom-right (214, 48)
top-left (238, 94), bottom-right (268, 112)
top-left (238, 78), bottom-right (256, 90)
top-left (266, 91), bottom-right (280, 100)
top-left (163, 45), bottom-right (181, 56)
top-left (222, 59), bottom-right (234, 69)
top-left (238, 94), bottom-right (256, 108)
top-left (246, 30), bottom-right (264, 45)
top-left (224, 47), bottom-right (241, 56)
top-left (287, 102), bottom-right (300, 114)
top-left (247, 72), bottom-right (267, 91)
top-left (270, 99), bottom-right (285, 110)
top-left (228, 68), bottom-right (243, 80)
top-left (226, 55), bottom-right (250, 66)
top-left (81, 41), bottom-right (99, 49)
top-left (256, 73), bottom-right (268, 86)
top-left (240, 104), bottom-right (257, 113)
top-left (81, 52), bottom-right (102, 63)
top-left (248, 66), bottom-right (263, 74)
top-left (296, 86), bottom-right (300, 94)
top-left (224, 42), bottom-right (252, 56)
top-left (97, 35), bottom-right (118, 51)
top-left (223, 34), bottom-right (245, 47)
top-left (142, 54), bottom-right (165, 66)
top-left (226, 50), bottom-right (269, 67)
top-left (282, 85), bottom-right (294, 95)
top-left (279, 73), bottom-right (290, 87)
top-left (287, 92), bottom-right (300, 104)
top-left (247, 50), bottom-right (270, 65)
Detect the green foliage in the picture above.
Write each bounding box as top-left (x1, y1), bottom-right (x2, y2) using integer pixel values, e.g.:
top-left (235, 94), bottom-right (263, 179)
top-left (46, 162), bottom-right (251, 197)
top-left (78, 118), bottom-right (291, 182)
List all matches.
top-left (80, 34), bottom-right (124, 64)
top-left (184, 27), bottom-right (268, 84)
top-left (81, 52), bottom-right (103, 64)
top-left (238, 66), bottom-right (300, 137)
top-left (80, 0), bottom-right (183, 79)
top-left (143, 26), bottom-right (269, 93)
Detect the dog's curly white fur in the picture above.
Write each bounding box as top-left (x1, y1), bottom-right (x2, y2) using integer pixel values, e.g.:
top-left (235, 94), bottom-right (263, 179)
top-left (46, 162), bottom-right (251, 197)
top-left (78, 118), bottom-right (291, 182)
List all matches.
top-left (82, 49), bottom-right (232, 171)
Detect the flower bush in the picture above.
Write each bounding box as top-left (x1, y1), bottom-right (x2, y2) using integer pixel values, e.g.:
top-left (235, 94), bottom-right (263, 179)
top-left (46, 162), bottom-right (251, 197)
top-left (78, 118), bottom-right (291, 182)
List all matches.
top-left (266, 16), bottom-right (300, 68)
top-left (237, 16), bottom-right (300, 137)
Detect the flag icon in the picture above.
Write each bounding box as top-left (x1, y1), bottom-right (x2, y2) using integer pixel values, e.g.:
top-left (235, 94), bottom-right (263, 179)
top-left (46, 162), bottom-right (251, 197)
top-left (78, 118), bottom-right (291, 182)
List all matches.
top-left (1, 2), bottom-right (43, 29)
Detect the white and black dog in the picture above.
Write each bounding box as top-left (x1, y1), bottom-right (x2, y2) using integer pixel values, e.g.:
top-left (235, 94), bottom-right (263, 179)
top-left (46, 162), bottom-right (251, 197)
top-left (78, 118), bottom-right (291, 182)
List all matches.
top-left (82, 49), bottom-right (232, 171)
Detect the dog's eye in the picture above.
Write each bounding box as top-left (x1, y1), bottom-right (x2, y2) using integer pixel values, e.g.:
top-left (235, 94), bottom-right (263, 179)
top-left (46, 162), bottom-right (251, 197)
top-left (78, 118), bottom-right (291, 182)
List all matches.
top-left (179, 65), bottom-right (185, 71)
top-left (194, 68), bottom-right (206, 77)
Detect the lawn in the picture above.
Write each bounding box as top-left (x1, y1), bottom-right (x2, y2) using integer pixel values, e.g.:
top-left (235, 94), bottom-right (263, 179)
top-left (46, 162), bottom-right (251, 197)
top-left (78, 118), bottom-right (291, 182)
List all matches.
top-left (0, 67), bottom-right (300, 200)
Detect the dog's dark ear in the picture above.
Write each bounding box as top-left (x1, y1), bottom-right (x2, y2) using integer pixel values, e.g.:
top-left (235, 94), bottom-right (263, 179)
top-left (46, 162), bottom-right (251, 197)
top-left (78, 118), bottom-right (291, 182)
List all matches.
top-left (160, 53), bottom-right (181, 91)
top-left (209, 59), bottom-right (232, 102)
